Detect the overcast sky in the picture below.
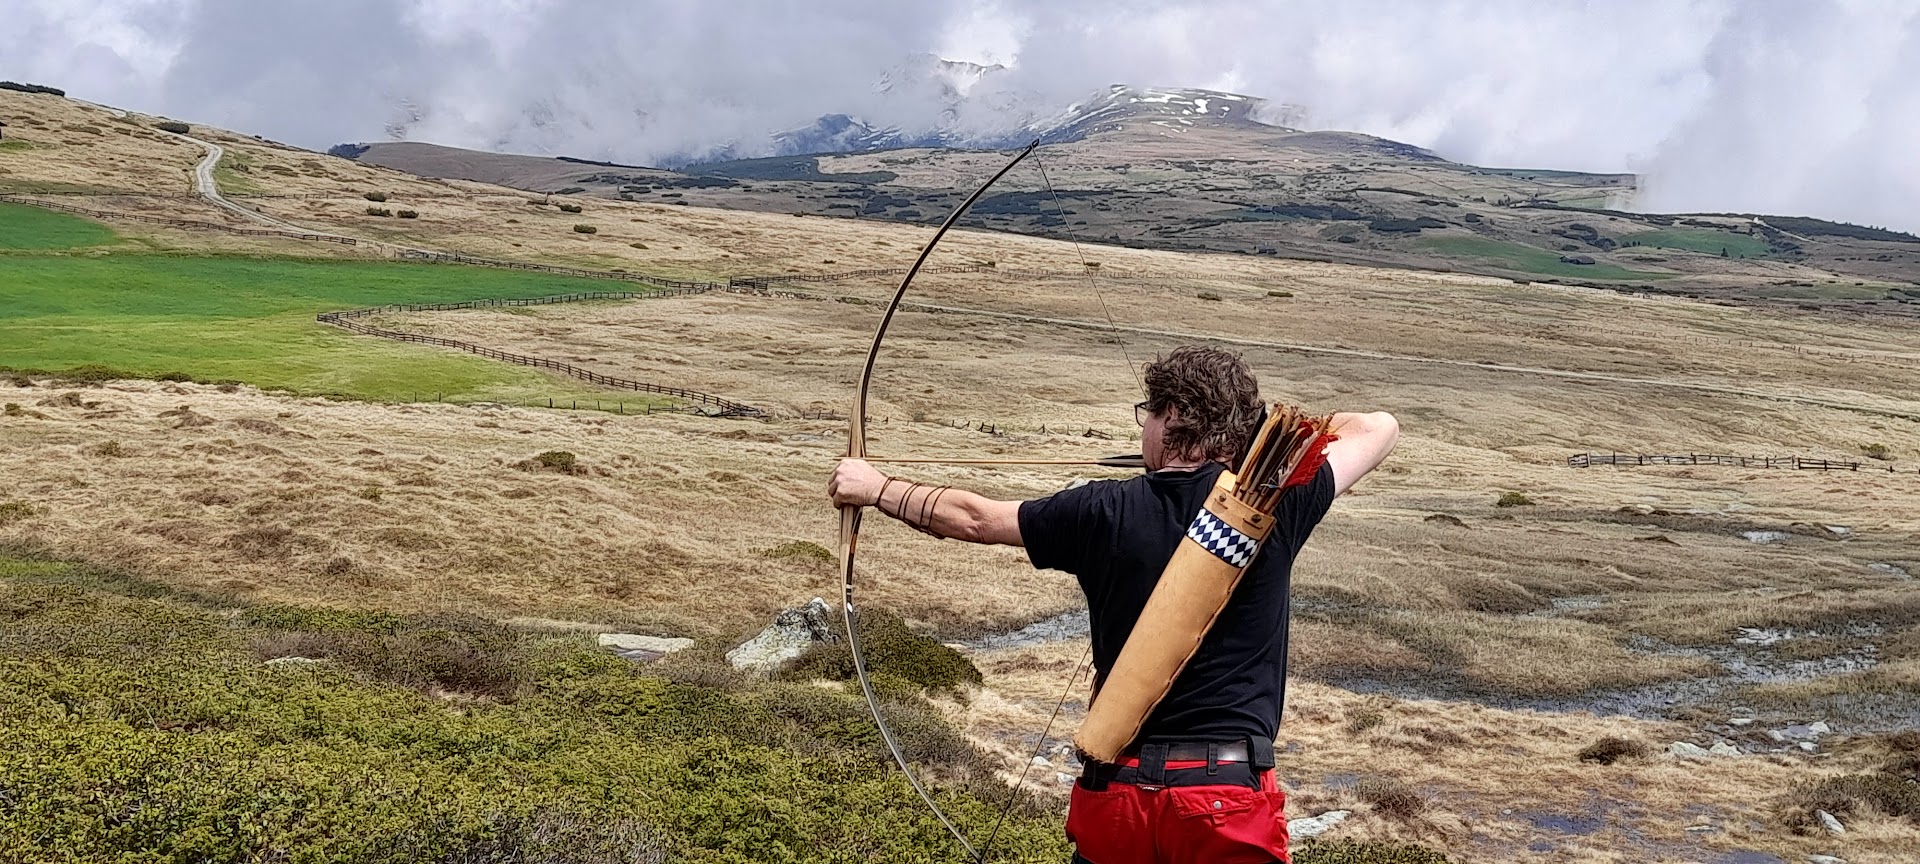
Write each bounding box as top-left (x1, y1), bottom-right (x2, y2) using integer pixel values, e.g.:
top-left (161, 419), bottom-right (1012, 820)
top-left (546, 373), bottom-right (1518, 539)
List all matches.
top-left (4, 0), bottom-right (1917, 231)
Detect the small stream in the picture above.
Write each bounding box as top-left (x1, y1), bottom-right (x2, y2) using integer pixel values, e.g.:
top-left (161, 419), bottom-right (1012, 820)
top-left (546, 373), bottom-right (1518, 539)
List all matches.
top-left (960, 593), bottom-right (1920, 735)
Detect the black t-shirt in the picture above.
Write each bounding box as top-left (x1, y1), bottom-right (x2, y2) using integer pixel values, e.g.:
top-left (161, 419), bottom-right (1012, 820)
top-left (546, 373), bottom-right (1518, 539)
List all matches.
top-left (1018, 461), bottom-right (1335, 744)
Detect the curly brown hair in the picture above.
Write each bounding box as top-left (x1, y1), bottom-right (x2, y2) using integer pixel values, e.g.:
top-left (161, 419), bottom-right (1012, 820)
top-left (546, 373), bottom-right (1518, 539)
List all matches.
top-left (1142, 346), bottom-right (1264, 461)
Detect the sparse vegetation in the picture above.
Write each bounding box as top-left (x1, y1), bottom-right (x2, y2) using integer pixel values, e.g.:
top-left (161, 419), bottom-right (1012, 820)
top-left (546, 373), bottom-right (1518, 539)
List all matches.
top-left (1295, 841), bottom-right (1454, 864)
top-left (0, 80), bottom-right (66, 97)
top-left (1495, 491), bottom-right (1534, 507)
top-left (363, 191), bottom-right (388, 202)
top-left (1577, 736), bottom-right (1648, 765)
top-left (0, 560), bottom-right (1068, 862)
top-left (365, 207), bottom-right (391, 217)
top-left (759, 540), bottom-right (834, 565)
top-left (397, 210), bottom-right (418, 219)
top-left (558, 203), bottom-right (584, 214)
top-left (572, 224), bottom-right (598, 234)
top-left (1197, 291), bottom-right (1223, 301)
top-left (782, 608), bottom-right (983, 697)
top-left (0, 502), bottom-right (35, 524)
top-left (1267, 290), bottom-right (1293, 297)
top-left (1357, 777), bottom-right (1427, 820)
top-left (1864, 442), bottom-right (1893, 461)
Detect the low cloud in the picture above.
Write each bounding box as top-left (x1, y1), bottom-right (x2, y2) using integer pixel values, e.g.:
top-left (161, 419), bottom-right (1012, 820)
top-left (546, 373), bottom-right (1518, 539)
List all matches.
top-left (2, 0), bottom-right (1915, 231)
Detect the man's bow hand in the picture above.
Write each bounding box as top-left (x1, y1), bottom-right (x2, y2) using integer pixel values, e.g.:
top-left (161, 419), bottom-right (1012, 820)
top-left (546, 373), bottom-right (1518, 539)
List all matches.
top-left (828, 458), bottom-right (887, 509)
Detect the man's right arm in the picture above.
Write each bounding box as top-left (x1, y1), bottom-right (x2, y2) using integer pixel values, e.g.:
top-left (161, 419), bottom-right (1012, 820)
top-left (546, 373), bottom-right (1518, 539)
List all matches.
top-left (1324, 411), bottom-right (1399, 496)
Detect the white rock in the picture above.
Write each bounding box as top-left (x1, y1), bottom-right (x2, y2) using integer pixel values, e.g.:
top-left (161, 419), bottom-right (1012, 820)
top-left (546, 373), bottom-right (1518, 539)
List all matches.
top-left (1808, 855), bottom-right (1848, 864)
top-left (1809, 721), bottom-right (1831, 736)
top-left (1684, 825), bottom-right (1718, 833)
top-left (1799, 742), bottom-right (1818, 752)
top-left (1056, 772), bottom-right (1077, 786)
top-left (726, 597), bottom-right (837, 673)
top-left (1729, 718), bottom-right (1755, 727)
top-left (1823, 525), bottom-right (1851, 537)
top-left (1708, 741), bottom-right (1741, 757)
top-left (1030, 756), bottom-right (1052, 768)
top-left (1289, 810), bottom-right (1351, 840)
top-left (264, 656), bottom-right (326, 668)
top-left (1816, 810), bottom-right (1845, 835)
top-left (597, 634), bottom-right (695, 654)
top-left (1667, 741), bottom-right (1713, 758)
top-left (1744, 531), bottom-right (1790, 544)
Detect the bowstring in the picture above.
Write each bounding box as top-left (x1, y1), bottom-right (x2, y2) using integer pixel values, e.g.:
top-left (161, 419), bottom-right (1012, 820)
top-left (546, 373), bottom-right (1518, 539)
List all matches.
top-left (977, 145), bottom-right (1143, 863)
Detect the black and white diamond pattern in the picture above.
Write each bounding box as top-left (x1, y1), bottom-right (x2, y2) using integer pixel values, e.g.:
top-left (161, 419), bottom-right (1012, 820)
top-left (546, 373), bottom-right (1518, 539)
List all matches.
top-left (1185, 509), bottom-right (1260, 568)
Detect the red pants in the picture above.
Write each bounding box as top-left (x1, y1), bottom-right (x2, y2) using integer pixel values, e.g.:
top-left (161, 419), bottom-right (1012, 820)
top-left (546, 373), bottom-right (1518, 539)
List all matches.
top-left (1065, 766), bottom-right (1290, 864)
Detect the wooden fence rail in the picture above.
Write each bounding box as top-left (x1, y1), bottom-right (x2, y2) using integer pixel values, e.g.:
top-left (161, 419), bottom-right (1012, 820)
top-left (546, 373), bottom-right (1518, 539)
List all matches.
top-left (316, 294), bottom-right (761, 416)
top-left (1568, 452), bottom-right (1905, 472)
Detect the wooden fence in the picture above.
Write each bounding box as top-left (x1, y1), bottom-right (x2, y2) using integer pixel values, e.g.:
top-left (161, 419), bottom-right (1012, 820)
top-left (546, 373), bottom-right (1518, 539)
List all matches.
top-left (1568, 452), bottom-right (1906, 472)
top-left (0, 194), bottom-right (357, 245)
top-left (397, 249), bottom-right (719, 290)
top-left (316, 296), bottom-right (761, 417)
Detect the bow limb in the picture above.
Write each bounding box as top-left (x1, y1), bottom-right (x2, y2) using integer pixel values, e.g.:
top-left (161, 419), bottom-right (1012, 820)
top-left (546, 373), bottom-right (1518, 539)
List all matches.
top-left (839, 140), bottom-right (1038, 861)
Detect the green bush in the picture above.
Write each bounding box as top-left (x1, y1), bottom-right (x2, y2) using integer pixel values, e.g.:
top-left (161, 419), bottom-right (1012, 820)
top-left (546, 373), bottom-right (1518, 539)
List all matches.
top-left (572, 224), bottom-right (597, 234)
top-left (363, 191), bottom-right (388, 202)
top-left (1197, 291), bottom-right (1223, 301)
top-left (1495, 492), bottom-right (1534, 508)
top-left (1267, 290), bottom-right (1294, 297)
top-left (1295, 840), bottom-right (1455, 864)
top-left (758, 540), bottom-right (833, 565)
top-left (396, 210), bottom-right (418, 219)
top-left (365, 207), bottom-right (391, 217)
top-left (152, 120), bottom-right (190, 134)
top-left (1577, 736), bottom-right (1647, 765)
top-left (0, 568), bottom-right (1069, 863)
top-left (559, 203), bottom-right (584, 214)
top-left (780, 608), bottom-right (983, 697)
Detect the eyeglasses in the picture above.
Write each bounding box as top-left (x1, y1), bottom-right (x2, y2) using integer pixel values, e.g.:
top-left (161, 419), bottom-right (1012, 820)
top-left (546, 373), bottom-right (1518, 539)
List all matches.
top-left (1134, 401), bottom-right (1153, 427)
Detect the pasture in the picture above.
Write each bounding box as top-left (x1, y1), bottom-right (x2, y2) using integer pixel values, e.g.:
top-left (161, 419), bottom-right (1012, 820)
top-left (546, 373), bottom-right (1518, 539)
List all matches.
top-left (0, 252), bottom-right (666, 405)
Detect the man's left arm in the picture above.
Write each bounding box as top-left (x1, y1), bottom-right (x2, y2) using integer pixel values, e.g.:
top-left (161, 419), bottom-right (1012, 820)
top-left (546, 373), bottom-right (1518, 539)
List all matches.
top-left (828, 458), bottom-right (1025, 546)
top-left (1324, 411), bottom-right (1399, 496)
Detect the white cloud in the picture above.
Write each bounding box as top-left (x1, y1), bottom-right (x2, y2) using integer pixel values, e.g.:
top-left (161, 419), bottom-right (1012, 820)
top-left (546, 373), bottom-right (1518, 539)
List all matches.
top-left (0, 0), bottom-right (1914, 231)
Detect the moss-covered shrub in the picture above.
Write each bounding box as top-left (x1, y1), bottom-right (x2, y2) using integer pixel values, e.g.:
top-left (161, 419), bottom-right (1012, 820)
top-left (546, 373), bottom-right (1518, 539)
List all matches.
top-left (0, 563), bottom-right (1069, 863)
top-left (0, 502), bottom-right (34, 525)
top-left (152, 120), bottom-right (190, 134)
top-left (758, 540), bottom-right (833, 566)
top-left (1295, 840), bottom-right (1454, 864)
top-left (363, 191), bottom-right (388, 202)
top-left (515, 450), bottom-right (582, 475)
top-left (558, 203), bottom-right (584, 214)
top-left (572, 224), bottom-right (598, 234)
top-left (780, 608), bottom-right (983, 697)
top-left (365, 207), bottom-right (391, 217)
top-left (1357, 776), bottom-right (1426, 820)
top-left (1495, 491), bottom-right (1534, 508)
top-left (1577, 736), bottom-right (1648, 765)
top-left (396, 210), bottom-right (418, 219)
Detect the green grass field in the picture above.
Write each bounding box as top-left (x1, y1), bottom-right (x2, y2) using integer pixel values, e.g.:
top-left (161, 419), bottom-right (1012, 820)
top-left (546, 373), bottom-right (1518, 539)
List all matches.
top-left (1416, 235), bottom-right (1673, 281)
top-left (0, 252), bottom-right (673, 405)
top-left (0, 202), bottom-right (120, 250)
top-left (1626, 227), bottom-right (1772, 258)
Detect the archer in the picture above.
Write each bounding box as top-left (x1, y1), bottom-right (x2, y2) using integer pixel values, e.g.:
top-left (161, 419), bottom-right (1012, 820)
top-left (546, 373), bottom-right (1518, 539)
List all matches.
top-left (828, 345), bottom-right (1399, 864)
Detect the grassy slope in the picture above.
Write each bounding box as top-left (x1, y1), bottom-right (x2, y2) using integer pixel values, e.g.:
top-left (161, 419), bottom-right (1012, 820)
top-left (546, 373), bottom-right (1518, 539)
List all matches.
top-left (0, 554), bottom-right (1072, 864)
top-left (0, 201), bottom-right (120, 250)
top-left (1415, 235), bottom-right (1673, 281)
top-left (1627, 227), bottom-right (1771, 258)
top-left (0, 251), bottom-right (664, 404)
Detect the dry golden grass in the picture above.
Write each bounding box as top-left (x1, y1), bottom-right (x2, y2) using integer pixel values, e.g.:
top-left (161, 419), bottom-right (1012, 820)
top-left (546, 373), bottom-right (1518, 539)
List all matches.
top-left (6, 90), bottom-right (1920, 862)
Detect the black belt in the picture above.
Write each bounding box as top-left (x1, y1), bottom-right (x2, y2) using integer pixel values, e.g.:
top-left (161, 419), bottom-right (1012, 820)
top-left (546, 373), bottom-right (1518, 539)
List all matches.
top-left (1080, 737), bottom-right (1275, 791)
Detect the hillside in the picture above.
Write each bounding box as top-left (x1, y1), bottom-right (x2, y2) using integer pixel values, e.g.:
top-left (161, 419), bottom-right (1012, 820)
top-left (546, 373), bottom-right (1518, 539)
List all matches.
top-left (4, 85), bottom-right (1920, 863)
top-left (333, 85), bottom-right (1920, 318)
